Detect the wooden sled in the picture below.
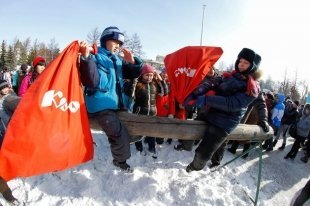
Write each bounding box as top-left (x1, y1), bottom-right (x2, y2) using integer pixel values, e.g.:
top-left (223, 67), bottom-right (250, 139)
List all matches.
top-left (90, 111), bottom-right (274, 142)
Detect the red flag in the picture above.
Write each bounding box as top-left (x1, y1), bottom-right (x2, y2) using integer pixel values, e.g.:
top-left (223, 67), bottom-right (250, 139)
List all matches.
top-left (164, 46), bottom-right (223, 104)
top-left (0, 41), bottom-right (94, 181)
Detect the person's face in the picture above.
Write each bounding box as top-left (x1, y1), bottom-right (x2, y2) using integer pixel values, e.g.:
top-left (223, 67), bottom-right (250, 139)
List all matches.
top-left (160, 72), bottom-right (168, 81)
top-left (0, 87), bottom-right (10, 95)
top-left (142, 73), bottom-right (154, 83)
top-left (238, 58), bottom-right (251, 72)
top-left (304, 106), bottom-right (310, 115)
top-left (35, 64), bottom-right (46, 74)
top-left (106, 40), bottom-right (121, 54)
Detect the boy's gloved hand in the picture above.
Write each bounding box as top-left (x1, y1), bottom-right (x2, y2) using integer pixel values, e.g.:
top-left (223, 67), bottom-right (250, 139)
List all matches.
top-left (196, 96), bottom-right (206, 108)
top-left (184, 94), bottom-right (196, 107)
top-left (258, 121), bottom-right (270, 132)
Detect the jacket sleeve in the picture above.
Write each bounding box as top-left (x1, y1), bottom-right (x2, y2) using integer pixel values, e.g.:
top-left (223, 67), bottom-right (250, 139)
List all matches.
top-left (79, 56), bottom-right (99, 88)
top-left (255, 93), bottom-right (268, 122)
top-left (204, 92), bottom-right (256, 113)
top-left (157, 80), bottom-right (168, 96)
top-left (122, 56), bottom-right (143, 79)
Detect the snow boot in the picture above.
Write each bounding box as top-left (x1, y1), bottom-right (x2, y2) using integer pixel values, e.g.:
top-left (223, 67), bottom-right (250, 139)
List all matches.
top-left (208, 162), bottom-right (220, 169)
top-left (166, 138), bottom-right (172, 144)
top-left (278, 143), bottom-right (286, 150)
top-left (0, 177), bottom-right (18, 203)
top-left (186, 154), bottom-right (206, 173)
top-left (149, 148), bottom-right (158, 159)
top-left (227, 147), bottom-right (236, 154)
top-left (112, 160), bottom-right (133, 173)
top-left (174, 143), bottom-right (192, 151)
top-left (272, 139), bottom-right (278, 147)
top-left (300, 153), bottom-right (309, 163)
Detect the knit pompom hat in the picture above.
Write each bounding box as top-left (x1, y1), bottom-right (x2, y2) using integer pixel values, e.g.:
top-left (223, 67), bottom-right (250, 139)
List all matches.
top-left (141, 64), bottom-right (155, 75)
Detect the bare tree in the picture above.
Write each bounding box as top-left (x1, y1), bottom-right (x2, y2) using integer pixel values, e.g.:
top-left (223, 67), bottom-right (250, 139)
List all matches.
top-left (299, 80), bottom-right (309, 104)
top-left (47, 38), bottom-right (60, 62)
top-left (279, 67), bottom-right (291, 96)
top-left (87, 27), bottom-right (101, 45)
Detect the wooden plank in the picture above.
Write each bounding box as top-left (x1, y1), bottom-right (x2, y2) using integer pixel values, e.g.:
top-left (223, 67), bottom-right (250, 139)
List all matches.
top-left (89, 111), bottom-right (274, 141)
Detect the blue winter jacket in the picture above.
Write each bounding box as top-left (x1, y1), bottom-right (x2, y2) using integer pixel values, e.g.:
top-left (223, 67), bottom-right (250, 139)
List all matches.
top-left (79, 47), bottom-right (143, 113)
top-left (271, 93), bottom-right (285, 128)
top-left (203, 74), bottom-right (257, 133)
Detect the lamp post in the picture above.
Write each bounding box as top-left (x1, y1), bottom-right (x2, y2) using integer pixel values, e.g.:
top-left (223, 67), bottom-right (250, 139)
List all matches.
top-left (200, 4), bottom-right (206, 46)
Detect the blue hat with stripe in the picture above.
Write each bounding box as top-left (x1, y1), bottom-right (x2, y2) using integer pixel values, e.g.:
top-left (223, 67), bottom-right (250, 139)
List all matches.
top-left (100, 26), bottom-right (124, 47)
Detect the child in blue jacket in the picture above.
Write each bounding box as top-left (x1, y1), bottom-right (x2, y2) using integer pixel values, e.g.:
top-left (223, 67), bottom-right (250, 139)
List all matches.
top-left (79, 26), bottom-right (143, 172)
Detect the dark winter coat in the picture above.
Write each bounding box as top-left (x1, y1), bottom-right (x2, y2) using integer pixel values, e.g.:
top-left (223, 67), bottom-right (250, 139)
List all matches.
top-left (240, 92), bottom-right (268, 125)
top-left (202, 72), bottom-right (258, 133)
top-left (281, 106), bottom-right (299, 125)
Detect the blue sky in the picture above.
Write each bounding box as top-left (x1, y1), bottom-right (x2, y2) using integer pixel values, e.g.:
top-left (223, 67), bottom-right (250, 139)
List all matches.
top-left (1, 0), bottom-right (309, 82)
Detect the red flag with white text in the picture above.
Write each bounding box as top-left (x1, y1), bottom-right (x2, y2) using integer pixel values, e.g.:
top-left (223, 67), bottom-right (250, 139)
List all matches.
top-left (164, 46), bottom-right (223, 105)
top-left (0, 41), bottom-right (94, 181)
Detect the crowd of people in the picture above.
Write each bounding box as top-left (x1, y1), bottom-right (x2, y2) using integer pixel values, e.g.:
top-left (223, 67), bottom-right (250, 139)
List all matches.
top-left (0, 26), bottom-right (309, 205)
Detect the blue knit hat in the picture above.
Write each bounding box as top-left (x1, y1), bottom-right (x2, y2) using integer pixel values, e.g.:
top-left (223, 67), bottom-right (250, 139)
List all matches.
top-left (100, 26), bottom-right (125, 47)
top-left (235, 48), bottom-right (261, 75)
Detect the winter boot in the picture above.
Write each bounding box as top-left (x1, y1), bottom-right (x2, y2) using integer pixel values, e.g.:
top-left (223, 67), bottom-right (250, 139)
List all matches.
top-left (149, 148), bottom-right (158, 159)
top-left (300, 153), bottom-right (309, 163)
top-left (0, 177), bottom-right (17, 203)
top-left (174, 143), bottom-right (192, 151)
top-left (112, 160), bottom-right (133, 173)
top-left (208, 162), bottom-right (220, 169)
top-left (227, 147), bottom-right (236, 154)
top-left (166, 138), bottom-right (172, 144)
top-left (266, 146), bottom-right (273, 152)
top-left (186, 153), bottom-right (206, 173)
top-left (278, 143), bottom-right (286, 150)
top-left (272, 139), bottom-right (278, 147)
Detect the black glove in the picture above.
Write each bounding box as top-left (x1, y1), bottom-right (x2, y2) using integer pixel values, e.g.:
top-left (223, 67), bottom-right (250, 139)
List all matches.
top-left (258, 121), bottom-right (270, 133)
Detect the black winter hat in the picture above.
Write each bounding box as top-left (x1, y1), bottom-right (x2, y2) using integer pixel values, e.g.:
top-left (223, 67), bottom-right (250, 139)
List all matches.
top-left (235, 48), bottom-right (261, 75)
top-left (0, 80), bottom-right (9, 91)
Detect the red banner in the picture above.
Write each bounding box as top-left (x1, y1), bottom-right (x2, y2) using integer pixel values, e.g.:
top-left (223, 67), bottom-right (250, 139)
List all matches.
top-left (164, 46), bottom-right (223, 104)
top-left (0, 41), bottom-right (94, 181)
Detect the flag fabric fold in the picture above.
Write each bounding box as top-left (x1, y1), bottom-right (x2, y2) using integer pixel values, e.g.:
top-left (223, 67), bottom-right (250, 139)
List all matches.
top-left (164, 46), bottom-right (223, 105)
top-left (0, 41), bottom-right (94, 181)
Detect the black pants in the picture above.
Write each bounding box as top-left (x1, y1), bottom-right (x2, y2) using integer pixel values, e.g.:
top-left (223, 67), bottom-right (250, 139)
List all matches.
top-left (286, 135), bottom-right (306, 158)
top-left (211, 141), bottom-right (228, 165)
top-left (135, 136), bottom-right (156, 151)
top-left (193, 124), bottom-right (228, 169)
top-left (293, 180), bottom-right (310, 206)
top-left (95, 110), bottom-right (131, 162)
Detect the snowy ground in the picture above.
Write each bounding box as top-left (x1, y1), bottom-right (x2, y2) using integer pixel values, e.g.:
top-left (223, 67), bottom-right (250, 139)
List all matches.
top-left (1, 130), bottom-right (309, 206)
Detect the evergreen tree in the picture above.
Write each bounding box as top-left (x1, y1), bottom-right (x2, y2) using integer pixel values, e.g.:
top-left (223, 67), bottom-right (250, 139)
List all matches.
top-left (0, 40), bottom-right (7, 70)
top-left (7, 45), bottom-right (15, 70)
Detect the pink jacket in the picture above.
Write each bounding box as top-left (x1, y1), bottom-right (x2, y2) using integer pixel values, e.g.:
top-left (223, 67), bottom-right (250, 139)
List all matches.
top-left (18, 73), bottom-right (32, 97)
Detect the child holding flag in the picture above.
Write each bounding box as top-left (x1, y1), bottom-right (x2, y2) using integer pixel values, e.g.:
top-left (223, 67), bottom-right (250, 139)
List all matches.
top-left (79, 26), bottom-right (143, 172)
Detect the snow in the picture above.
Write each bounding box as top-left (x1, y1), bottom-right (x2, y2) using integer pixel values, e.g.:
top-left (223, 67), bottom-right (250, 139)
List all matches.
top-left (1, 130), bottom-right (309, 206)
